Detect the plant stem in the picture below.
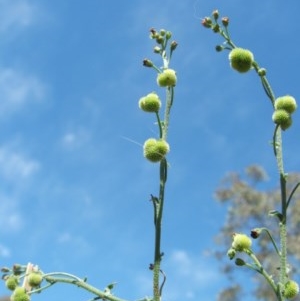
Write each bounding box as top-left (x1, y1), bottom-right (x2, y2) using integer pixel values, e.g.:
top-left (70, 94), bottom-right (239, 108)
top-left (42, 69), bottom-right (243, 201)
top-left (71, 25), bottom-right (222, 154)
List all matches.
top-left (246, 250), bottom-right (280, 299)
top-left (43, 275), bottom-right (129, 301)
top-left (152, 38), bottom-right (174, 301)
top-left (253, 57), bottom-right (288, 296)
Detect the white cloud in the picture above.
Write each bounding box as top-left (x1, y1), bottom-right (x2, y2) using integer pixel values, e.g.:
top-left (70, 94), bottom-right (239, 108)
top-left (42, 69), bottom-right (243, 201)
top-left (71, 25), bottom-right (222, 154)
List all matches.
top-left (0, 68), bottom-right (46, 117)
top-left (0, 196), bottom-right (23, 234)
top-left (61, 129), bottom-right (91, 150)
top-left (0, 0), bottom-right (37, 33)
top-left (56, 232), bottom-right (93, 257)
top-left (169, 249), bottom-right (218, 283)
top-left (0, 146), bottom-right (40, 180)
top-left (0, 244), bottom-right (11, 258)
top-left (133, 249), bottom-right (223, 301)
top-left (162, 250), bottom-right (222, 301)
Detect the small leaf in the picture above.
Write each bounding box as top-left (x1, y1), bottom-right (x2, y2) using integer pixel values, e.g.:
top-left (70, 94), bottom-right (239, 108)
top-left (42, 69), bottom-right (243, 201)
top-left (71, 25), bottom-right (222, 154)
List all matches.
top-left (268, 210), bottom-right (283, 221)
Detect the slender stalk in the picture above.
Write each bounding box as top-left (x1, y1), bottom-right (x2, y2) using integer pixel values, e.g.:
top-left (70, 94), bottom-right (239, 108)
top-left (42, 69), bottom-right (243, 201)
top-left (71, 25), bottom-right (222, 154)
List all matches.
top-left (43, 275), bottom-right (129, 301)
top-left (152, 158), bottom-right (167, 301)
top-left (151, 35), bottom-right (175, 301)
top-left (246, 251), bottom-right (282, 301)
top-left (214, 20), bottom-right (290, 300)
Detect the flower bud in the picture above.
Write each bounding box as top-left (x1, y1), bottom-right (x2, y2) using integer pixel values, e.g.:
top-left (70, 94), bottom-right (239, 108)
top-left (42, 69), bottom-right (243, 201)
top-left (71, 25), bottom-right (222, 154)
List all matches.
top-left (212, 24), bottom-right (220, 33)
top-left (143, 59), bottom-right (153, 68)
top-left (215, 45), bottom-right (223, 52)
top-left (1, 267), bottom-right (10, 273)
top-left (143, 138), bottom-right (170, 163)
top-left (12, 264), bottom-right (23, 276)
top-left (283, 280), bottom-right (299, 299)
top-left (227, 248), bottom-right (236, 260)
top-left (159, 29), bottom-right (166, 36)
top-left (251, 228), bottom-right (262, 239)
top-left (229, 48), bottom-right (254, 73)
top-left (232, 233), bottom-right (252, 252)
top-left (27, 272), bottom-right (43, 288)
top-left (156, 35), bottom-right (164, 44)
top-left (139, 92), bottom-right (161, 113)
top-left (153, 46), bottom-right (161, 53)
top-left (258, 68), bottom-right (267, 76)
top-left (149, 28), bottom-right (157, 39)
top-left (157, 69), bottom-right (177, 87)
top-left (11, 287), bottom-right (30, 301)
top-left (272, 109), bottom-right (292, 130)
top-left (5, 276), bottom-right (19, 291)
top-left (274, 96), bottom-right (297, 114)
top-left (201, 17), bottom-right (212, 28)
top-left (235, 258), bottom-right (246, 266)
top-left (170, 41), bottom-right (178, 52)
top-left (212, 10), bottom-right (219, 20)
top-left (165, 31), bottom-right (172, 40)
top-left (221, 17), bottom-right (229, 27)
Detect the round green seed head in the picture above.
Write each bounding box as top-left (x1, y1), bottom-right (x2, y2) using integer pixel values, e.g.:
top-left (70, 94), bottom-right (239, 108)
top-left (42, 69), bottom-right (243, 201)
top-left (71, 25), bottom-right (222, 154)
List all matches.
top-left (139, 92), bottom-right (161, 113)
top-left (11, 287), bottom-right (30, 301)
top-left (272, 109), bottom-right (292, 130)
top-left (143, 138), bottom-right (170, 163)
top-left (5, 276), bottom-right (19, 291)
top-left (283, 280), bottom-right (299, 299)
top-left (229, 48), bottom-right (254, 73)
top-left (157, 69), bottom-right (177, 87)
top-left (28, 272), bottom-right (43, 287)
top-left (275, 96), bottom-right (297, 114)
top-left (232, 233), bottom-right (252, 252)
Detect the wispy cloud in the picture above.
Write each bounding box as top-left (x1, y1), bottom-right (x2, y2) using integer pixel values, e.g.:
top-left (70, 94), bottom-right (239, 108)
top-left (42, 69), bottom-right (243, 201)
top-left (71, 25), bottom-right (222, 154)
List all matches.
top-left (0, 68), bottom-right (46, 117)
top-left (0, 0), bottom-right (38, 33)
top-left (0, 244), bottom-right (10, 258)
top-left (61, 128), bottom-right (91, 151)
top-left (0, 195), bottom-right (23, 235)
top-left (0, 145), bottom-right (40, 181)
top-left (134, 249), bottom-right (222, 301)
top-left (56, 232), bottom-right (93, 258)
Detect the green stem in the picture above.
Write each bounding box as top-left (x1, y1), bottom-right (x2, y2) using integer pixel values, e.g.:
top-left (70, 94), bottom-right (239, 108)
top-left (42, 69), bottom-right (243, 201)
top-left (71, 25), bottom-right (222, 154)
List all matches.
top-left (162, 87), bottom-right (174, 141)
top-left (155, 112), bottom-right (163, 139)
top-left (279, 222), bottom-right (288, 287)
top-left (286, 182), bottom-right (300, 209)
top-left (260, 227), bottom-right (281, 257)
top-left (246, 250), bottom-right (282, 300)
top-left (42, 275), bottom-right (129, 301)
top-left (153, 158), bottom-right (167, 301)
top-left (151, 35), bottom-right (175, 301)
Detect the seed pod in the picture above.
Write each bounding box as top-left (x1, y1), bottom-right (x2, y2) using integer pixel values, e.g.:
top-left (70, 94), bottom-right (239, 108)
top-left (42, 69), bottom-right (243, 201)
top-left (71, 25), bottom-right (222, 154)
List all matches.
top-left (143, 138), bottom-right (170, 163)
top-left (157, 69), bottom-right (177, 87)
top-left (229, 48), bottom-right (254, 73)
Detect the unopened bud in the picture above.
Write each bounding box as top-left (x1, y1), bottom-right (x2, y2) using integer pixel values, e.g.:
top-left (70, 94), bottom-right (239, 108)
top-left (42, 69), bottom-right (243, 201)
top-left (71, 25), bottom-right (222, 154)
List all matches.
top-left (251, 228), bottom-right (262, 239)
top-left (143, 59), bottom-right (153, 67)
top-left (201, 17), bottom-right (212, 28)
top-left (165, 31), bottom-right (172, 40)
top-left (1, 267), bottom-right (10, 273)
top-left (235, 258), bottom-right (246, 266)
top-left (212, 24), bottom-right (220, 33)
top-left (212, 10), bottom-right (219, 20)
top-left (227, 248), bottom-right (236, 260)
top-left (222, 17), bottom-right (229, 27)
top-left (170, 41), bottom-right (178, 51)
top-left (215, 45), bottom-right (223, 52)
top-left (258, 68), bottom-right (267, 76)
top-left (154, 46), bottom-right (161, 53)
top-left (149, 28), bottom-right (157, 39)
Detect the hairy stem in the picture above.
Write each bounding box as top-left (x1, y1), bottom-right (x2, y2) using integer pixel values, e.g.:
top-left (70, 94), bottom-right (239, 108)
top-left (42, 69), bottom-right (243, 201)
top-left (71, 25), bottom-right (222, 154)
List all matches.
top-left (43, 275), bottom-right (129, 301)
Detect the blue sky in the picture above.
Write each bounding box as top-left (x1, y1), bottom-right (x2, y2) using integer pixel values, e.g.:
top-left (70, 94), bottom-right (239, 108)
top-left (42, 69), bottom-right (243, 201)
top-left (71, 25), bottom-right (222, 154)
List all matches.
top-left (1, 1), bottom-right (300, 301)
